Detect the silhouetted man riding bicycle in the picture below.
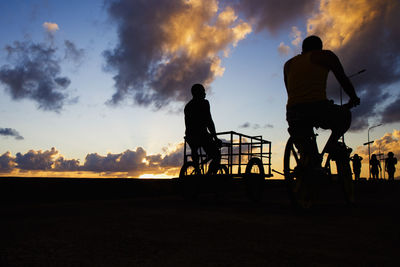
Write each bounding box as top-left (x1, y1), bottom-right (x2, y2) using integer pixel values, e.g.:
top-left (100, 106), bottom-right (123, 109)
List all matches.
top-left (184, 84), bottom-right (222, 175)
top-left (284, 35), bottom-right (360, 173)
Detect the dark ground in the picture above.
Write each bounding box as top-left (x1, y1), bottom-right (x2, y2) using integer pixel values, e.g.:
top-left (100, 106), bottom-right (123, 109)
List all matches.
top-left (0, 178), bottom-right (399, 266)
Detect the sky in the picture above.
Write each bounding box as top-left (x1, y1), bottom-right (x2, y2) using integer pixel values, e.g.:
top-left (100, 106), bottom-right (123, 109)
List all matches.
top-left (0, 0), bottom-right (399, 179)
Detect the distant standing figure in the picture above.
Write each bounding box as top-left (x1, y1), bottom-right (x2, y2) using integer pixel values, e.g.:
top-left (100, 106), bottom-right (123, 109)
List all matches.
top-left (385, 152), bottom-right (397, 181)
top-left (350, 154), bottom-right (363, 180)
top-left (370, 154), bottom-right (381, 180)
top-left (184, 84), bottom-right (222, 175)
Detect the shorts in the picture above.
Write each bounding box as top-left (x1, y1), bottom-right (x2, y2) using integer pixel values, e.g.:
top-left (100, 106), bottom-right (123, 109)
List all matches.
top-left (186, 134), bottom-right (220, 160)
top-left (286, 100), bottom-right (351, 139)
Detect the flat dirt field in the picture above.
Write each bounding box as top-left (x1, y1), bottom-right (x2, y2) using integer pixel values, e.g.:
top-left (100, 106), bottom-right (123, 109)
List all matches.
top-left (0, 178), bottom-right (399, 266)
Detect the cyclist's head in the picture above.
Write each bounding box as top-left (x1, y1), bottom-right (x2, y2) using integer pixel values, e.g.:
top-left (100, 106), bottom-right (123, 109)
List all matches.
top-left (354, 153), bottom-right (359, 158)
top-left (388, 152), bottom-right (394, 157)
top-left (302, 35), bottom-right (323, 53)
top-left (191, 84), bottom-right (206, 99)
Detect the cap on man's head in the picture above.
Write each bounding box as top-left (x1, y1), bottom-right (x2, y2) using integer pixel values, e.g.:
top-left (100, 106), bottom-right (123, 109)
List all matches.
top-left (302, 35), bottom-right (323, 53)
top-left (191, 83), bottom-right (205, 97)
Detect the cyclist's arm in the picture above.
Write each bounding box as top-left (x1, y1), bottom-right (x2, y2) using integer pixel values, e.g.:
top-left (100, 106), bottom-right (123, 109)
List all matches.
top-left (205, 100), bottom-right (218, 139)
top-left (326, 51), bottom-right (358, 100)
top-left (314, 50), bottom-right (360, 104)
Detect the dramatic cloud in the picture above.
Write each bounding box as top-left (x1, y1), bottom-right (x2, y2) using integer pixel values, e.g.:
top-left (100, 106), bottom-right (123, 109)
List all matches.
top-left (0, 144), bottom-right (184, 177)
top-left (237, 0), bottom-right (316, 33)
top-left (239, 0), bottom-right (400, 131)
top-left (380, 95), bottom-right (400, 124)
top-left (0, 128), bottom-right (24, 140)
top-left (149, 143), bottom-right (184, 168)
top-left (0, 152), bottom-right (15, 173)
top-left (0, 41), bottom-right (73, 111)
top-left (306, 0), bottom-right (400, 130)
top-left (15, 147), bottom-right (58, 171)
top-left (43, 22), bottom-right (59, 33)
top-left (103, 0), bottom-right (251, 109)
top-left (83, 148), bottom-right (149, 176)
top-left (53, 157), bottom-right (80, 172)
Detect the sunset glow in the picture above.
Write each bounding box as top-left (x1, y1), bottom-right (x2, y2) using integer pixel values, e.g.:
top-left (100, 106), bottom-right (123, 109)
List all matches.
top-left (0, 0), bottom-right (399, 179)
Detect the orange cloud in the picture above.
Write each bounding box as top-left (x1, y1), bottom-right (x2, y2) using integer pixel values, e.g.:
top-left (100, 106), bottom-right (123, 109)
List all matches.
top-left (104, 0), bottom-right (251, 108)
top-left (307, 0), bottom-right (384, 49)
top-left (305, 0), bottom-right (400, 130)
top-left (43, 22), bottom-right (59, 33)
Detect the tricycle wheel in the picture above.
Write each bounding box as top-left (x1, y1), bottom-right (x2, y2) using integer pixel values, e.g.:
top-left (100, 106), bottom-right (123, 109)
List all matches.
top-left (245, 158), bottom-right (265, 202)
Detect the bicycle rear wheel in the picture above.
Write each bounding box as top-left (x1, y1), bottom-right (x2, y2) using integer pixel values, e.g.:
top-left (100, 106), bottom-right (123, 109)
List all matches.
top-left (284, 138), bottom-right (313, 209)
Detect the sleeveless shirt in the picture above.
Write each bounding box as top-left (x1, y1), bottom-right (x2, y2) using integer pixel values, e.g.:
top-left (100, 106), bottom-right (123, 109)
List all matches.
top-left (285, 52), bottom-right (329, 107)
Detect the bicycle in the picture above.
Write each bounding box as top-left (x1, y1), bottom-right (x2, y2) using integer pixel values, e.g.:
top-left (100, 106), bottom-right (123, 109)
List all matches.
top-left (283, 102), bottom-right (355, 209)
top-left (179, 131), bottom-right (272, 201)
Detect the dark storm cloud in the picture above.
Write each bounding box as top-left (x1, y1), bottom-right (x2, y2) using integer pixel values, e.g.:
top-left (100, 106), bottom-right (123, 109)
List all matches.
top-left (303, 0), bottom-right (400, 131)
top-left (0, 128), bottom-right (24, 140)
top-left (0, 41), bottom-right (72, 111)
top-left (237, 0), bottom-right (400, 131)
top-left (380, 95), bottom-right (400, 124)
top-left (83, 148), bottom-right (147, 174)
top-left (0, 145), bottom-right (184, 176)
top-left (0, 152), bottom-right (15, 173)
top-left (53, 157), bottom-right (80, 172)
top-left (15, 147), bottom-right (58, 170)
top-left (103, 0), bottom-right (251, 109)
top-left (82, 146), bottom-right (183, 175)
top-left (236, 0), bottom-right (316, 33)
top-left (156, 144), bottom-right (184, 168)
top-left (325, 16), bottom-right (400, 131)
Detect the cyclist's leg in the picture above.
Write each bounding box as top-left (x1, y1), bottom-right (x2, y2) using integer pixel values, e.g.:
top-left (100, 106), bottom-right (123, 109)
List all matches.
top-left (318, 104), bottom-right (351, 157)
top-left (287, 123), bottom-right (319, 169)
top-left (287, 105), bottom-right (319, 169)
top-left (203, 136), bottom-right (221, 175)
top-left (186, 138), bottom-right (201, 173)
